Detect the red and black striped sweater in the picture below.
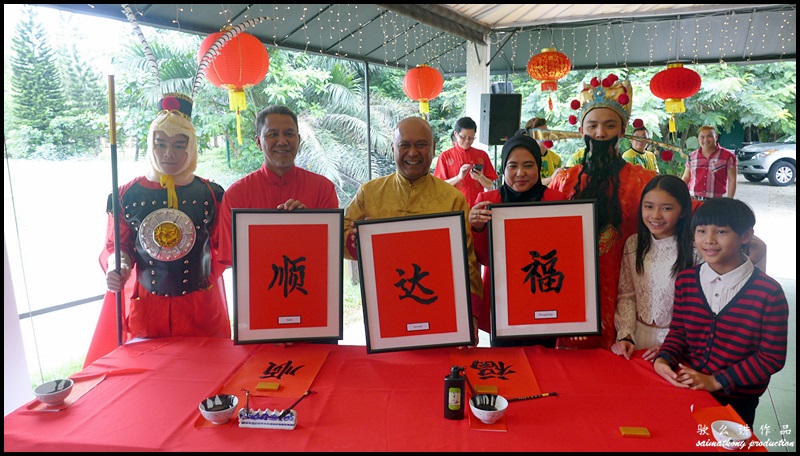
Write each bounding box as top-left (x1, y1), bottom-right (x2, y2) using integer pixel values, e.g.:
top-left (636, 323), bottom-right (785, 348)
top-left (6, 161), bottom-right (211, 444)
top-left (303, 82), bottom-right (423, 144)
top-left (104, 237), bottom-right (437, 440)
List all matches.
top-left (657, 265), bottom-right (788, 398)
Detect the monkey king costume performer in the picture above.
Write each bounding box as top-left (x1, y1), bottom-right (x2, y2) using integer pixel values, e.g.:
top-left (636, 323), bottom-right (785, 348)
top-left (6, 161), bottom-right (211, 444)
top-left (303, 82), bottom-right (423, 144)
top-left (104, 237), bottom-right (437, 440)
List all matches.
top-left (85, 94), bottom-right (230, 367)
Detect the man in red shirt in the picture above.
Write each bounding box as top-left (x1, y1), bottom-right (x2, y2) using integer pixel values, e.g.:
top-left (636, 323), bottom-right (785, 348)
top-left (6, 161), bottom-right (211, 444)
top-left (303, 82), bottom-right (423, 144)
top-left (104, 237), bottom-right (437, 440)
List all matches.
top-left (681, 125), bottom-right (737, 201)
top-left (217, 105), bottom-right (339, 267)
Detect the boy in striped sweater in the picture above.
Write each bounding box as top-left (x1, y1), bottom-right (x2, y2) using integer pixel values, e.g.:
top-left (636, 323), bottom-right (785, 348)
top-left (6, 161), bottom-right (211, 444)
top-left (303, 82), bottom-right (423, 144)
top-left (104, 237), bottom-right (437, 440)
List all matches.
top-left (654, 198), bottom-right (788, 429)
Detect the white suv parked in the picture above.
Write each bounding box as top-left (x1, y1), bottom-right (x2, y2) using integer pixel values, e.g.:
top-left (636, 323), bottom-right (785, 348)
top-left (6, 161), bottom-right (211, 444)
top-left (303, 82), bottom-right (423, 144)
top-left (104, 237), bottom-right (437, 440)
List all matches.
top-left (737, 134), bottom-right (796, 186)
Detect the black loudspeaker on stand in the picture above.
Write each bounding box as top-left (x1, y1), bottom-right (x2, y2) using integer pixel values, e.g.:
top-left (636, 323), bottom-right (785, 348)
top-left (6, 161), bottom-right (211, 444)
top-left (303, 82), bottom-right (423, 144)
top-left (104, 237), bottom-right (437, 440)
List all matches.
top-left (479, 93), bottom-right (522, 146)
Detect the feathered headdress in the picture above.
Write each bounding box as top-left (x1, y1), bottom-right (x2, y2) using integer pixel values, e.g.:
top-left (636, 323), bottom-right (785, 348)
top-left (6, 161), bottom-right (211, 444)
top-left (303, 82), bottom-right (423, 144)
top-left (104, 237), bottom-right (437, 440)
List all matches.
top-left (121, 4), bottom-right (268, 205)
top-left (122, 4), bottom-right (269, 113)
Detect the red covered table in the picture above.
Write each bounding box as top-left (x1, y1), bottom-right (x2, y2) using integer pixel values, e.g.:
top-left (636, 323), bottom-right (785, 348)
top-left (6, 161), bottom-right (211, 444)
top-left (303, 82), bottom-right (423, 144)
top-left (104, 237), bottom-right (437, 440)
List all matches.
top-left (4, 337), bottom-right (730, 451)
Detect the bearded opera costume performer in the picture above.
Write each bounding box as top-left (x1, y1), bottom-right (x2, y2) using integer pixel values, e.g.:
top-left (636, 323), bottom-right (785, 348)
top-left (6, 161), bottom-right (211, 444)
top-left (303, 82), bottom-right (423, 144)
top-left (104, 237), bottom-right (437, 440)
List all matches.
top-left (548, 74), bottom-right (657, 350)
top-left (84, 94), bottom-right (230, 367)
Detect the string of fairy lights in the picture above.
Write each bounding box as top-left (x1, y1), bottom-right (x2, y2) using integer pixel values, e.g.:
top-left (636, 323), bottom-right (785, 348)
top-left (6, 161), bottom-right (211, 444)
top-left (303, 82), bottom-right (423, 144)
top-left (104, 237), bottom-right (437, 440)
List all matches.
top-left (122, 4), bottom-right (794, 74)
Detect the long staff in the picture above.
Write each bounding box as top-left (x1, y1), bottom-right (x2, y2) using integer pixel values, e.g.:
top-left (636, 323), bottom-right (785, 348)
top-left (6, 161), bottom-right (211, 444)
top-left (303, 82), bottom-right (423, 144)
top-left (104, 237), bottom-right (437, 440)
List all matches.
top-left (527, 128), bottom-right (685, 155)
top-left (107, 75), bottom-right (123, 346)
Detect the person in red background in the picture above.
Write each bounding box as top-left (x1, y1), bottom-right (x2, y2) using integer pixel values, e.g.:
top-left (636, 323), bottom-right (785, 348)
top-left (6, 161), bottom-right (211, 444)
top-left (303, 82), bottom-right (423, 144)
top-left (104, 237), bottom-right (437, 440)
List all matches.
top-left (433, 116), bottom-right (498, 206)
top-left (681, 125), bottom-right (737, 201)
top-left (217, 105), bottom-right (340, 345)
top-left (469, 134), bottom-right (567, 346)
top-left (217, 105), bottom-right (339, 267)
top-left (87, 93), bottom-right (231, 367)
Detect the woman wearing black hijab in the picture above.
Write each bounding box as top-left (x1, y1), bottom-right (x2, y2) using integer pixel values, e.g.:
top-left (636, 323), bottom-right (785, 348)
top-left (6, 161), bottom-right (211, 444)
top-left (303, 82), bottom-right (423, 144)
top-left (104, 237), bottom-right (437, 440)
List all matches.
top-left (469, 134), bottom-right (567, 347)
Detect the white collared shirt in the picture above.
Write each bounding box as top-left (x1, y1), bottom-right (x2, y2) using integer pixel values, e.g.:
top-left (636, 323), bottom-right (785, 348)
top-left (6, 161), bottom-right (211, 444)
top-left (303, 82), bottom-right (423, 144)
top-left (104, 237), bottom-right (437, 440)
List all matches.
top-left (699, 256), bottom-right (755, 314)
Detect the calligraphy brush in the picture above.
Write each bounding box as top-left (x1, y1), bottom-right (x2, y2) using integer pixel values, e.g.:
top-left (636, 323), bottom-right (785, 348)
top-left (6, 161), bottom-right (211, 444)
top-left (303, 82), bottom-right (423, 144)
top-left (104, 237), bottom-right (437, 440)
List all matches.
top-left (278, 390), bottom-right (316, 418)
top-left (507, 392), bottom-right (558, 402)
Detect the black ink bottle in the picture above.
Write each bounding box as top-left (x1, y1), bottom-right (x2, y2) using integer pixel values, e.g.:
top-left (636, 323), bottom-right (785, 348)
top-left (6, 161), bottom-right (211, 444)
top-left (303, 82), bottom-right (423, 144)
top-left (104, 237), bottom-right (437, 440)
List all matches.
top-left (444, 365), bottom-right (465, 420)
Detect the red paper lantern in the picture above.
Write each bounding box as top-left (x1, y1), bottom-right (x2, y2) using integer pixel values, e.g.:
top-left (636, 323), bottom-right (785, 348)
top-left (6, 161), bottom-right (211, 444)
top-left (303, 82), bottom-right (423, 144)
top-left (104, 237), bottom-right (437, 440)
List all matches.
top-left (527, 48), bottom-right (571, 110)
top-left (198, 29), bottom-right (269, 143)
top-left (402, 64), bottom-right (444, 116)
top-left (650, 62), bottom-right (701, 132)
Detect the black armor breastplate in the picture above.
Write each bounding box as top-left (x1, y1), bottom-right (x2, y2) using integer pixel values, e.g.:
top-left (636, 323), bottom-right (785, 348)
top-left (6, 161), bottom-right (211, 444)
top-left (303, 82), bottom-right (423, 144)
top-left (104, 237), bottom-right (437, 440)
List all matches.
top-left (120, 178), bottom-right (222, 296)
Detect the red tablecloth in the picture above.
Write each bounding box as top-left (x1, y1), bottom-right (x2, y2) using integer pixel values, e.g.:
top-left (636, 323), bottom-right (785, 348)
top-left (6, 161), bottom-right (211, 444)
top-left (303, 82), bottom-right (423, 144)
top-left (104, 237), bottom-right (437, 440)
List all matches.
top-left (4, 337), bottom-right (727, 451)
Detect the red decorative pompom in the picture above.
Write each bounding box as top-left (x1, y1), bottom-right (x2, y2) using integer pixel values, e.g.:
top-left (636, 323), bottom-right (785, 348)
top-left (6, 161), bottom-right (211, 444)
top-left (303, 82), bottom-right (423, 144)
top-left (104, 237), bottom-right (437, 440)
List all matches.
top-left (617, 94), bottom-right (629, 105)
top-left (660, 150), bottom-right (674, 162)
top-left (607, 74), bottom-right (619, 83)
top-left (590, 77), bottom-right (600, 87)
top-left (570, 99), bottom-right (581, 110)
top-left (632, 118), bottom-right (644, 129)
top-left (568, 115), bottom-right (578, 125)
top-left (602, 77), bottom-right (613, 88)
top-left (162, 96), bottom-right (181, 111)
top-left (543, 140), bottom-right (554, 149)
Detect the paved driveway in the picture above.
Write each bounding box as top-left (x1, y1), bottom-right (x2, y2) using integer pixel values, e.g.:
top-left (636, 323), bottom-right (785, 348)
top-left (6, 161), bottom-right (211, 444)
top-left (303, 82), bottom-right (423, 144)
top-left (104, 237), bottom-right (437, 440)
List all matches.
top-left (732, 174), bottom-right (796, 280)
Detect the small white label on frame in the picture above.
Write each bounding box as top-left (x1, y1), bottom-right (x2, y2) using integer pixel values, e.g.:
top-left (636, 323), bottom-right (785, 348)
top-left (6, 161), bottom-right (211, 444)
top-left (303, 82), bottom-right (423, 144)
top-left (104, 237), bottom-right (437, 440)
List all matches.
top-left (407, 322), bottom-right (430, 332)
top-left (534, 310), bottom-right (558, 319)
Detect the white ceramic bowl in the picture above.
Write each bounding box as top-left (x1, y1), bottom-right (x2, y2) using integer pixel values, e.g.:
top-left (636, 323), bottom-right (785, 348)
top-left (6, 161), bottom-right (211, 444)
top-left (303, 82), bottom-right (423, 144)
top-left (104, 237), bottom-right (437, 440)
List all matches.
top-left (34, 378), bottom-right (74, 406)
top-left (469, 394), bottom-right (508, 425)
top-left (711, 420), bottom-right (753, 451)
top-left (199, 394), bottom-right (239, 425)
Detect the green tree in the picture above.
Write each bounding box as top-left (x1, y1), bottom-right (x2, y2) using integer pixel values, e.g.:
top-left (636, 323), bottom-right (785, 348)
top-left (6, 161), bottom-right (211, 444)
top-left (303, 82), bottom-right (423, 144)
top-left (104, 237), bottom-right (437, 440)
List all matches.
top-left (57, 11), bottom-right (106, 113)
top-left (8, 5), bottom-right (66, 145)
top-left (51, 31), bottom-right (107, 157)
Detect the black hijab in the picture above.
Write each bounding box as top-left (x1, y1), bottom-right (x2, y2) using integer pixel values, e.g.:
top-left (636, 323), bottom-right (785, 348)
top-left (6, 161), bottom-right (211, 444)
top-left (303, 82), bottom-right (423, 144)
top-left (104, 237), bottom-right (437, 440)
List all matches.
top-left (498, 134), bottom-right (547, 203)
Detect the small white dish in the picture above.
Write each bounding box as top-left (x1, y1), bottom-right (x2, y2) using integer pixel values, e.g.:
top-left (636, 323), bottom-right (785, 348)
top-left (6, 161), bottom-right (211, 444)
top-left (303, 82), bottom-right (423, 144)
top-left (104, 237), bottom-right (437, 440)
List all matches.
top-left (469, 394), bottom-right (508, 425)
top-left (34, 379), bottom-right (74, 406)
top-left (199, 394), bottom-right (239, 425)
top-left (711, 420), bottom-right (753, 451)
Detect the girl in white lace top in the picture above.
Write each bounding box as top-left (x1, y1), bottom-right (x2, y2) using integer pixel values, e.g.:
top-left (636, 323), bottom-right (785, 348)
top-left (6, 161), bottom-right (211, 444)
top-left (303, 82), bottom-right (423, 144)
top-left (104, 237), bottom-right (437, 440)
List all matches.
top-left (611, 175), bottom-right (700, 361)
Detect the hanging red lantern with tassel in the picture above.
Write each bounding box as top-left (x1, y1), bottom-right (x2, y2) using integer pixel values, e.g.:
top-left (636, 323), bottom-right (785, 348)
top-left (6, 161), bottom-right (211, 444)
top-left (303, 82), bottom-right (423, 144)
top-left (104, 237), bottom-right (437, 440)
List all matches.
top-left (198, 29), bottom-right (270, 144)
top-left (649, 62), bottom-right (701, 133)
top-left (402, 64), bottom-right (444, 117)
top-left (527, 48), bottom-right (571, 110)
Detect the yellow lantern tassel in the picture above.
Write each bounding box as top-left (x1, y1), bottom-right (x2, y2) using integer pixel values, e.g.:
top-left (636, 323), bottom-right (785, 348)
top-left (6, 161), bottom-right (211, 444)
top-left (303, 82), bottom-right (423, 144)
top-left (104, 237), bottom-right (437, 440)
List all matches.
top-left (665, 98), bottom-right (686, 114)
top-left (669, 115), bottom-right (677, 133)
top-left (419, 99), bottom-right (430, 115)
top-left (228, 89), bottom-right (248, 145)
top-left (229, 89), bottom-right (247, 112)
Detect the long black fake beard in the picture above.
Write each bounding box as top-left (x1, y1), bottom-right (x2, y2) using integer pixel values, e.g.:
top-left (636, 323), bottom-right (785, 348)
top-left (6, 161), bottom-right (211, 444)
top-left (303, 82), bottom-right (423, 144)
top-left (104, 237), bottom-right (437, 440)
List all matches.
top-left (573, 135), bottom-right (626, 231)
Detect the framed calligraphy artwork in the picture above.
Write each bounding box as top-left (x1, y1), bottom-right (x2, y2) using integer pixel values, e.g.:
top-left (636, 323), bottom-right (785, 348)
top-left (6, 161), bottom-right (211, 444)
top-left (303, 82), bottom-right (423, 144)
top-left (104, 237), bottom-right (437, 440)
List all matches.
top-left (488, 200), bottom-right (600, 342)
top-left (232, 209), bottom-right (344, 344)
top-left (355, 212), bottom-right (475, 354)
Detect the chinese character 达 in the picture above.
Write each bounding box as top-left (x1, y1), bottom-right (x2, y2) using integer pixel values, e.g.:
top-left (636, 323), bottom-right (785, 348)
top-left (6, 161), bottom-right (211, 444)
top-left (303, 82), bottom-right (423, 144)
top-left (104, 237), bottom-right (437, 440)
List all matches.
top-left (395, 263), bottom-right (438, 304)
